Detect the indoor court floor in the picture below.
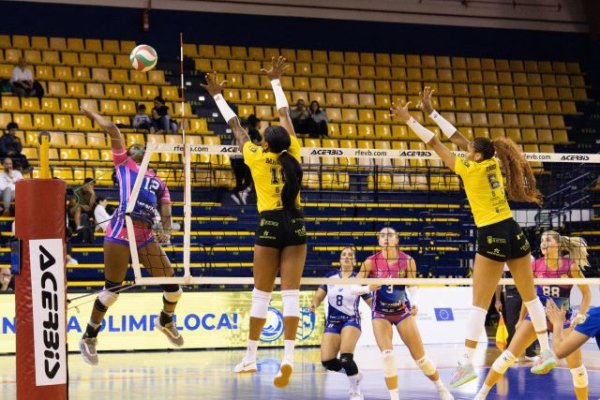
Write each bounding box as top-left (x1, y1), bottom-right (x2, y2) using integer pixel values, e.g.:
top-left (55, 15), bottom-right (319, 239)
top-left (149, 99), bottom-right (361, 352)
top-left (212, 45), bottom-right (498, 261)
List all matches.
top-left (1, 344), bottom-right (599, 399)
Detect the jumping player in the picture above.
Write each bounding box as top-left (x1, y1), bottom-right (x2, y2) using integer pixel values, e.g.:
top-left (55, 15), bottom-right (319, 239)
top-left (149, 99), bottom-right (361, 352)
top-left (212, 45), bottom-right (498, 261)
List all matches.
top-left (356, 227), bottom-right (453, 400)
top-left (310, 247), bottom-right (371, 400)
top-left (78, 108), bottom-right (183, 365)
top-left (474, 231), bottom-right (591, 399)
top-left (202, 56), bottom-right (306, 388)
top-left (391, 88), bottom-right (557, 387)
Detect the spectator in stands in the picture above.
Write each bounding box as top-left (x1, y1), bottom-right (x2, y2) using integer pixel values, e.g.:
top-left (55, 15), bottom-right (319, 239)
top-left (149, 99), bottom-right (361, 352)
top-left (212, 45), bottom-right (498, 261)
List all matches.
top-left (68, 178), bottom-right (96, 236)
top-left (132, 104), bottom-right (152, 131)
top-left (1, 267), bottom-right (11, 291)
top-left (11, 58), bottom-right (43, 98)
top-left (151, 96), bottom-right (177, 134)
top-left (93, 196), bottom-right (113, 232)
top-left (309, 101), bottom-right (328, 138)
top-left (0, 158), bottom-right (23, 216)
top-left (0, 122), bottom-right (30, 172)
top-left (290, 99), bottom-right (315, 135)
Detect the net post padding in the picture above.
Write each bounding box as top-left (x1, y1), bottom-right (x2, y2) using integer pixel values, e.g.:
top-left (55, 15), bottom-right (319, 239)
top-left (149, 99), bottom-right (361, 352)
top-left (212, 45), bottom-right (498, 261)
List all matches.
top-left (15, 179), bottom-right (67, 400)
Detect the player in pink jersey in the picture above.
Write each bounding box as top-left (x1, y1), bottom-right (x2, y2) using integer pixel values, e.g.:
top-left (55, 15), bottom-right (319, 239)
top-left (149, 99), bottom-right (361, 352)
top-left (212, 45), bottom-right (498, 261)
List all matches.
top-left (78, 108), bottom-right (184, 366)
top-left (356, 227), bottom-right (453, 400)
top-left (475, 230), bottom-right (591, 400)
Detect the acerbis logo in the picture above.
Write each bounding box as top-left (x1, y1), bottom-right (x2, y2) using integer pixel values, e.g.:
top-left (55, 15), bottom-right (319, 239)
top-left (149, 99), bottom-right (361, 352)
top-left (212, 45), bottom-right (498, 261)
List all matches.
top-left (220, 146), bottom-right (240, 153)
top-left (310, 149), bottom-right (343, 156)
top-left (398, 150), bottom-right (432, 157)
top-left (259, 307), bottom-right (284, 342)
top-left (30, 239), bottom-right (66, 386)
top-left (560, 155), bottom-right (589, 161)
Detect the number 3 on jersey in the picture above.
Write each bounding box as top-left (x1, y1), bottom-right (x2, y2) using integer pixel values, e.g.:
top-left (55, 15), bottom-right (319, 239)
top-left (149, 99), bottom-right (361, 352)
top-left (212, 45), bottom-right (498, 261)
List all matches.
top-left (270, 167), bottom-right (285, 184)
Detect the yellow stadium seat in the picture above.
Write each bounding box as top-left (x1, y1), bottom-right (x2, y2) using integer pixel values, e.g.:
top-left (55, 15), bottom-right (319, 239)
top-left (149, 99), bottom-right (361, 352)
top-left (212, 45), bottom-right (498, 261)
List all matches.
top-left (499, 85), bottom-right (515, 98)
top-left (229, 46), bottom-right (246, 59)
top-left (214, 45), bottom-right (231, 59)
top-left (80, 99), bottom-right (98, 112)
top-left (359, 94), bottom-right (375, 107)
top-left (542, 86), bottom-right (558, 99)
top-left (47, 37), bottom-right (66, 51)
top-left (530, 86), bottom-right (544, 99)
top-left (341, 109), bottom-right (358, 123)
top-left (237, 105), bottom-right (254, 119)
top-left (0, 35), bottom-right (10, 48)
top-left (120, 40), bottom-right (135, 54)
top-left (73, 115), bottom-right (94, 131)
top-left (189, 119), bottom-right (209, 134)
top-left (4, 49), bottom-right (21, 64)
top-left (79, 53), bottom-right (97, 67)
top-left (309, 63), bottom-right (326, 77)
top-left (65, 38), bottom-right (83, 51)
top-left (115, 54), bottom-right (130, 68)
top-left (373, 53), bottom-right (389, 66)
top-left (38, 98), bottom-right (58, 114)
top-left (66, 132), bottom-right (87, 148)
top-left (182, 44), bottom-right (198, 57)
top-left (53, 66), bottom-right (71, 81)
top-left (549, 115), bottom-right (565, 128)
top-left (358, 110), bottom-right (375, 123)
top-left (33, 114), bottom-right (53, 130)
top-left (291, 91), bottom-right (307, 104)
top-left (162, 86), bottom-right (179, 101)
top-left (545, 100), bottom-right (561, 113)
top-left (72, 66), bottom-right (90, 81)
top-left (344, 65), bottom-right (359, 78)
top-left (91, 68), bottom-right (110, 82)
top-left (100, 100), bottom-right (118, 115)
top-left (49, 132), bottom-right (67, 147)
top-left (343, 79), bottom-right (359, 92)
top-left (93, 168), bottom-right (113, 185)
top-left (326, 78), bottom-right (342, 91)
top-left (34, 65), bottom-right (53, 81)
top-left (501, 99), bottom-right (516, 112)
top-left (375, 110), bottom-right (391, 124)
top-left (61, 51), bottom-right (78, 66)
top-left (375, 80), bottom-right (391, 94)
top-left (1, 96), bottom-right (20, 112)
top-left (471, 113), bottom-right (487, 126)
top-left (102, 40), bottom-right (120, 54)
top-left (87, 83), bottom-right (104, 98)
top-left (470, 98), bottom-right (486, 111)
top-left (142, 85), bottom-right (159, 100)
top-left (13, 113), bottom-right (33, 130)
top-left (374, 95), bottom-right (390, 109)
top-left (130, 70), bottom-right (147, 84)
top-left (87, 132), bottom-right (108, 148)
top-left (12, 35), bottom-right (29, 49)
top-left (111, 115), bottom-right (129, 125)
top-left (359, 65), bottom-right (375, 79)
top-left (29, 36), bottom-right (47, 50)
top-left (147, 70), bottom-right (165, 85)
top-left (374, 66), bottom-right (390, 80)
top-left (223, 88), bottom-right (240, 102)
top-left (294, 76), bottom-right (310, 90)
top-left (24, 49), bottom-right (41, 64)
top-left (97, 54), bottom-right (114, 68)
top-left (17, 97), bottom-right (39, 113)
top-left (123, 85), bottom-right (141, 99)
top-left (340, 124), bottom-right (356, 138)
top-left (67, 82), bottom-right (85, 97)
top-left (342, 93), bottom-right (358, 107)
top-left (243, 74), bottom-right (260, 88)
top-left (85, 39), bottom-right (102, 52)
top-left (53, 115), bottom-right (73, 131)
top-left (38, 51), bottom-right (59, 66)
top-left (248, 47), bottom-right (264, 60)
top-left (104, 84), bottom-right (123, 98)
top-left (80, 149), bottom-right (100, 163)
top-left (115, 100), bottom-right (135, 115)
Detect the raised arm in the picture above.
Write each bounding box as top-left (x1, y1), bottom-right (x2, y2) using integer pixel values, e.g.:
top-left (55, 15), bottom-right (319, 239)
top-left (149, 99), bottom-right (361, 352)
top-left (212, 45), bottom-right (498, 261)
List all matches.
top-left (261, 56), bottom-right (295, 137)
top-left (390, 101), bottom-right (456, 172)
top-left (200, 72), bottom-right (249, 147)
top-left (81, 107), bottom-right (124, 150)
top-left (419, 87), bottom-right (470, 151)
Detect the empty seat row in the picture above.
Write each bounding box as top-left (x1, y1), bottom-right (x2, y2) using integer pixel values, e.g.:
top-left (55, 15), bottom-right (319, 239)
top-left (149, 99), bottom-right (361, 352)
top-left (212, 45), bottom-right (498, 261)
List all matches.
top-left (195, 59), bottom-right (585, 88)
top-left (0, 35), bottom-right (135, 54)
top-left (0, 49), bottom-right (136, 69)
top-left (189, 44), bottom-right (583, 74)
top-left (40, 82), bottom-right (179, 100)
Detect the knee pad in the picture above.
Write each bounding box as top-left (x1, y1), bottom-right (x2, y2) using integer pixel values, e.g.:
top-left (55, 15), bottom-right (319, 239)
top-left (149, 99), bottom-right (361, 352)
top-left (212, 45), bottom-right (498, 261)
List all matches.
top-left (251, 288), bottom-right (272, 319)
top-left (97, 288), bottom-right (119, 309)
top-left (415, 356), bottom-right (437, 376)
top-left (382, 349), bottom-right (396, 378)
top-left (163, 286), bottom-right (183, 303)
top-left (570, 365), bottom-right (588, 388)
top-left (322, 358), bottom-right (342, 372)
top-left (340, 353), bottom-right (359, 376)
top-left (282, 289), bottom-right (300, 318)
top-left (491, 350), bottom-right (516, 374)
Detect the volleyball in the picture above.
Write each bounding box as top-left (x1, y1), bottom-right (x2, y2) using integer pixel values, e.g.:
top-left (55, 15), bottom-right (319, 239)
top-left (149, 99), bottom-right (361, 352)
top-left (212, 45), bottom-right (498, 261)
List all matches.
top-left (130, 44), bottom-right (158, 72)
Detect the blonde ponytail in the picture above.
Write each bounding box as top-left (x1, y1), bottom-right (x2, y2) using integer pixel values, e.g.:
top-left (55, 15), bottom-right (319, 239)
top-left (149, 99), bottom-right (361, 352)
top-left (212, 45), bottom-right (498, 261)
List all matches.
top-left (559, 235), bottom-right (589, 270)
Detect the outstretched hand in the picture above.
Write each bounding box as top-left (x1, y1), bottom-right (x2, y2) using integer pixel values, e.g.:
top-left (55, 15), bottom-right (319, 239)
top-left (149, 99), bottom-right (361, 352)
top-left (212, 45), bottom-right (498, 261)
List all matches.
top-left (546, 299), bottom-right (567, 326)
top-left (200, 72), bottom-right (227, 97)
top-left (418, 86), bottom-right (435, 115)
top-left (390, 101), bottom-right (413, 123)
top-left (260, 56), bottom-right (289, 80)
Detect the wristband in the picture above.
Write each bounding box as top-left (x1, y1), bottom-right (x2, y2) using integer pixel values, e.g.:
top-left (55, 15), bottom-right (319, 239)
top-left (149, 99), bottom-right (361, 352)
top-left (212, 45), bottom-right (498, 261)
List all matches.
top-left (270, 79), bottom-right (289, 110)
top-left (429, 110), bottom-right (457, 138)
top-left (406, 117), bottom-right (435, 143)
top-left (213, 93), bottom-right (237, 123)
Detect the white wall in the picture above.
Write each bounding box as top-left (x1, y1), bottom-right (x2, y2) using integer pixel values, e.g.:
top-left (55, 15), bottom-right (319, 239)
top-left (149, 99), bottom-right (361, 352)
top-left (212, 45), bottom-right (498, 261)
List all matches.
top-left (12, 0), bottom-right (590, 33)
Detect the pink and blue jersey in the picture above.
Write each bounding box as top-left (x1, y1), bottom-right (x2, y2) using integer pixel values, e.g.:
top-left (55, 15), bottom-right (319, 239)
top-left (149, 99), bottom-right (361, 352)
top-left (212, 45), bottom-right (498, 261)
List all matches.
top-left (368, 250), bottom-right (411, 315)
top-left (527, 257), bottom-right (574, 327)
top-left (105, 148), bottom-right (170, 247)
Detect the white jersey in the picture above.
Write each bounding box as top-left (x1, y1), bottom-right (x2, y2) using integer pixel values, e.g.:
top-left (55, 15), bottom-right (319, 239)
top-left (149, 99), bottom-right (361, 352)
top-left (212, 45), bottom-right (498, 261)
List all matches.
top-left (320, 273), bottom-right (370, 323)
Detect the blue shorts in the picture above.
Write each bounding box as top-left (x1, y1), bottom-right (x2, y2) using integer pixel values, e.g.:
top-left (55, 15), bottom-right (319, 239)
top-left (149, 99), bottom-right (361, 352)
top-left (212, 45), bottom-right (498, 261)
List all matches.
top-left (325, 318), bottom-right (361, 334)
top-left (372, 307), bottom-right (411, 326)
top-left (574, 307), bottom-right (600, 349)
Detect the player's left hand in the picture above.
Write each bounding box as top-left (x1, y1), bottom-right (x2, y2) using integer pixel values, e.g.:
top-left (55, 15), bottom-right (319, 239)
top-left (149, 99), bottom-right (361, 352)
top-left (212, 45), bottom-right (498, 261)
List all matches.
top-left (390, 101), bottom-right (413, 123)
top-left (545, 299), bottom-right (566, 326)
top-left (200, 72), bottom-right (227, 97)
top-left (260, 56), bottom-right (289, 80)
top-left (410, 305), bottom-right (418, 316)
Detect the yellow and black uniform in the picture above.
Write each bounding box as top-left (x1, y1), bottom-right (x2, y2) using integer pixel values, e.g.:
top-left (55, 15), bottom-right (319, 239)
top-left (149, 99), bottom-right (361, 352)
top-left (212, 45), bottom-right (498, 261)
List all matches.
top-left (243, 135), bottom-right (306, 249)
top-left (455, 157), bottom-right (530, 262)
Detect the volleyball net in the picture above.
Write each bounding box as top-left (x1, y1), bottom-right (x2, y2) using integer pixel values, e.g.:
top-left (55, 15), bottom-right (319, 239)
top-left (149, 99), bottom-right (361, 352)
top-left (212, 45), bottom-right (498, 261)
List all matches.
top-left (127, 142), bottom-right (600, 287)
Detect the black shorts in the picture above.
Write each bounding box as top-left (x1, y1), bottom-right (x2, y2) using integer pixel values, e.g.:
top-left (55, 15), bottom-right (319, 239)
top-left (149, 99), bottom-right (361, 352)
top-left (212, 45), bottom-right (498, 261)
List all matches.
top-left (476, 218), bottom-right (531, 262)
top-left (255, 210), bottom-right (307, 249)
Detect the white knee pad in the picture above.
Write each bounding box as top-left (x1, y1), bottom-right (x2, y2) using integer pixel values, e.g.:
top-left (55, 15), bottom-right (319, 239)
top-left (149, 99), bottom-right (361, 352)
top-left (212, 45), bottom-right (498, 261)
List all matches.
top-left (382, 349), bottom-right (396, 378)
top-left (163, 287), bottom-right (183, 303)
top-left (491, 350), bottom-right (516, 374)
top-left (465, 306), bottom-right (488, 342)
top-left (282, 289), bottom-right (300, 318)
top-left (98, 289), bottom-right (119, 308)
top-left (570, 365), bottom-right (588, 388)
top-left (251, 288), bottom-right (272, 319)
top-left (415, 356), bottom-right (437, 376)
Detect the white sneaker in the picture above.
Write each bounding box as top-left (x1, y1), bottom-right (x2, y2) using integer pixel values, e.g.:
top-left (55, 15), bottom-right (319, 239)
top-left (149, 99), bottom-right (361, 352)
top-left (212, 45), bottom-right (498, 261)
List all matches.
top-left (79, 337), bottom-right (98, 365)
top-left (234, 358), bottom-right (257, 373)
top-left (273, 360), bottom-right (293, 388)
top-left (348, 372), bottom-right (363, 400)
top-left (154, 318), bottom-right (184, 346)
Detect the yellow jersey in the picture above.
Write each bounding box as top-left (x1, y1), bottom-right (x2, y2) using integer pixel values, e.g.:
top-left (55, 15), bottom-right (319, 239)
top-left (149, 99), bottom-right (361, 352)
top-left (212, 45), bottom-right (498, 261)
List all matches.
top-left (243, 135), bottom-right (301, 213)
top-left (454, 157), bottom-right (513, 227)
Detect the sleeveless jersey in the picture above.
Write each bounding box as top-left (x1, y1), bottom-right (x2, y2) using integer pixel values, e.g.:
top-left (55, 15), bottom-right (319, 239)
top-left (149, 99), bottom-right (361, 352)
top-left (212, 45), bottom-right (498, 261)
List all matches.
top-left (319, 273), bottom-right (369, 323)
top-left (368, 250), bottom-right (411, 314)
top-left (532, 257), bottom-right (574, 310)
top-left (113, 148), bottom-right (170, 224)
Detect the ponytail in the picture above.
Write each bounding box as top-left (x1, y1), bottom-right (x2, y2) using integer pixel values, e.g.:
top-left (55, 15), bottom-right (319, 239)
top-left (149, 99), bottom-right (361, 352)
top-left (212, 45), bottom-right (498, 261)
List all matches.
top-left (279, 152), bottom-right (303, 214)
top-left (492, 138), bottom-right (542, 205)
top-left (559, 235), bottom-right (589, 270)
